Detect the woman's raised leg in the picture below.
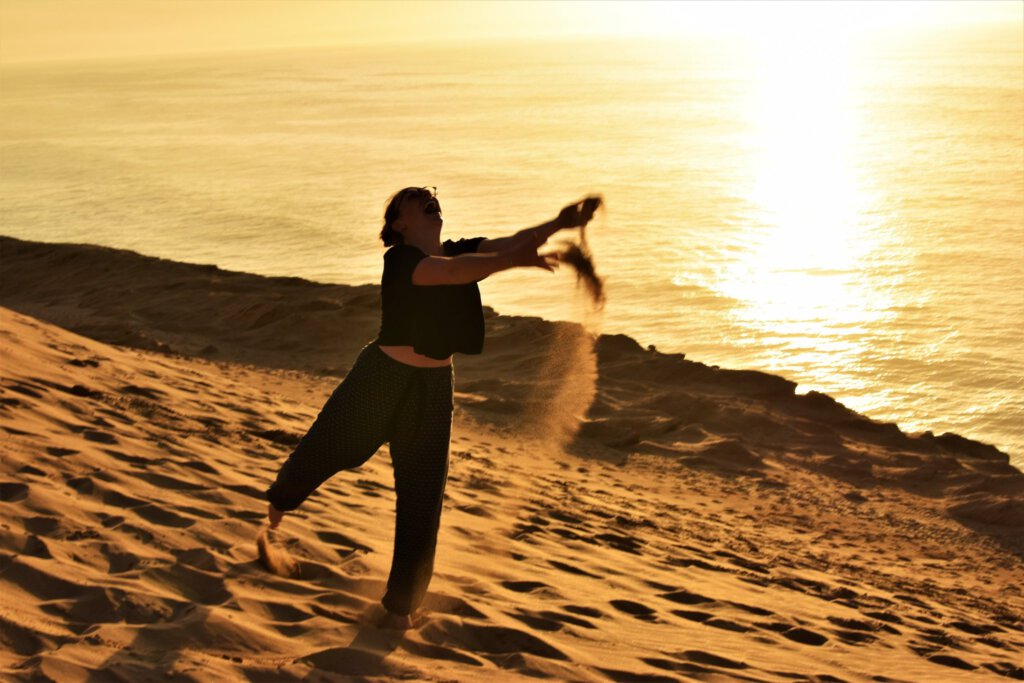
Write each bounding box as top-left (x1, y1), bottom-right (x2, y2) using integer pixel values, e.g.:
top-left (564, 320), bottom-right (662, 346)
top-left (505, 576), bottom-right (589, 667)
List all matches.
top-left (266, 343), bottom-right (409, 514)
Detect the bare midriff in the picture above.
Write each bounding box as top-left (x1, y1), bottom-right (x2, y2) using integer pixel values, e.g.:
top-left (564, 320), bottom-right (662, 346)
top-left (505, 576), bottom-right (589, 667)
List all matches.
top-left (377, 345), bottom-right (453, 368)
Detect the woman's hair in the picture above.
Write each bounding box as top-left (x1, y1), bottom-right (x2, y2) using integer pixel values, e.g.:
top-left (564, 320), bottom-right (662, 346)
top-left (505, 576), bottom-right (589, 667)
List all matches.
top-left (380, 186), bottom-right (437, 246)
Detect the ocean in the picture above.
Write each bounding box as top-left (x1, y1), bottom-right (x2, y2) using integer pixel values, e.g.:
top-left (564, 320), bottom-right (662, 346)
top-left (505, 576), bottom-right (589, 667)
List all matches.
top-left (1, 27), bottom-right (1021, 467)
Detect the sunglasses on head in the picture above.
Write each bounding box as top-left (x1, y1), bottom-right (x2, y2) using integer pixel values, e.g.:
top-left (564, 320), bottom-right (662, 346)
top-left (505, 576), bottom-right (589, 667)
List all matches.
top-left (395, 186), bottom-right (437, 211)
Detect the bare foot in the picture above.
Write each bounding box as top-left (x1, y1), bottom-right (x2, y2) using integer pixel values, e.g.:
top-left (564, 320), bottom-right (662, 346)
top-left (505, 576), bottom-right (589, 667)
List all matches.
top-left (268, 503), bottom-right (284, 529)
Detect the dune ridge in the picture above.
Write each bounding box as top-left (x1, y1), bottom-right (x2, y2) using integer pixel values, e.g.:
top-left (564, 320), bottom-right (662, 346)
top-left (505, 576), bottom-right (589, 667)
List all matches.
top-left (1, 235), bottom-right (1023, 681)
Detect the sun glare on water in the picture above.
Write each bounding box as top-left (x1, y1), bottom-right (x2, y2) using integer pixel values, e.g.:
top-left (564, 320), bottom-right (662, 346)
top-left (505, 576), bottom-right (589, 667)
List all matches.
top-left (704, 13), bottom-right (893, 374)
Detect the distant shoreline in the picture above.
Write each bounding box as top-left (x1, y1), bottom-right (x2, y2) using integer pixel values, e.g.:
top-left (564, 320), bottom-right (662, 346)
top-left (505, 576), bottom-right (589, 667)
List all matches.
top-left (1, 19), bottom-right (1019, 68)
top-left (1, 234), bottom-right (1017, 472)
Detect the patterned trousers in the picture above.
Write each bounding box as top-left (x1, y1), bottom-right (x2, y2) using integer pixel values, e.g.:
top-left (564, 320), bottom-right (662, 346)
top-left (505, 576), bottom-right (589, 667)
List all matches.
top-left (266, 341), bottom-right (454, 616)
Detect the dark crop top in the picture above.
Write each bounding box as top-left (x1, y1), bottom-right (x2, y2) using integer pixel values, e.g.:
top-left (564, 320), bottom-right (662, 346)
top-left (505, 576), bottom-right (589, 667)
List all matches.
top-left (375, 236), bottom-right (487, 360)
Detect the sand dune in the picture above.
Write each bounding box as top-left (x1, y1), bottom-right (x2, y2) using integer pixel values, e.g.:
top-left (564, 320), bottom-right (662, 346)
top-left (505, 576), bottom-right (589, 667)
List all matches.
top-left (1, 236), bottom-right (1023, 681)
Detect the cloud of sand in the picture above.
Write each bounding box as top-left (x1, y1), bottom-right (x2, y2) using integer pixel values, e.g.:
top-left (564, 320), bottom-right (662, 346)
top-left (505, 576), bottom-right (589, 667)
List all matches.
top-left (521, 301), bottom-right (601, 453)
top-left (521, 204), bottom-right (608, 451)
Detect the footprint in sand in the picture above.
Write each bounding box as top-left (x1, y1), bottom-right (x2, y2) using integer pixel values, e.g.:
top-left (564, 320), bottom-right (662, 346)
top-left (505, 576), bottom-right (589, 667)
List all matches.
top-left (547, 509), bottom-right (585, 525)
top-left (316, 530), bottom-right (372, 554)
top-left (826, 615), bottom-right (891, 643)
top-left (672, 610), bottom-right (714, 623)
top-left (228, 508), bottom-right (265, 521)
top-left (83, 430), bottom-right (118, 445)
top-left (250, 428), bottom-right (301, 447)
top-left (100, 544), bottom-right (140, 574)
top-left (0, 482), bottom-right (29, 502)
top-left (454, 503), bottom-right (494, 518)
top-left (610, 600), bottom-right (657, 622)
top-left (119, 522), bottom-right (156, 545)
top-left (926, 653), bottom-right (976, 671)
top-left (136, 472), bottom-right (209, 491)
top-left (0, 530), bottom-right (50, 558)
top-left (827, 615), bottom-right (878, 632)
top-left (547, 560), bottom-right (602, 579)
top-left (547, 610), bottom-right (596, 629)
top-left (947, 619), bottom-right (1000, 636)
top-left (554, 606), bottom-right (600, 624)
top-left (399, 638), bottom-right (488, 668)
top-left (65, 476), bottom-right (94, 494)
top-left (302, 647), bottom-right (421, 678)
top-left (983, 662), bottom-right (1024, 678)
top-left (713, 550), bottom-right (770, 574)
top-left (103, 451), bottom-right (152, 467)
top-left (704, 617), bottom-right (751, 633)
top-left (24, 516), bottom-right (60, 536)
top-left (354, 478), bottom-right (390, 498)
top-left (173, 504), bottom-right (221, 520)
top-left (2, 556), bottom-right (105, 603)
top-left (7, 381), bottom-right (44, 398)
top-left (133, 505), bottom-right (196, 529)
top-left (145, 563), bottom-right (231, 605)
top-left (595, 532), bottom-right (643, 554)
top-left (179, 460), bottom-right (218, 474)
top-left (671, 650), bottom-right (750, 670)
top-left (500, 580), bottom-right (548, 593)
top-left (862, 610), bottom-right (903, 631)
top-left (833, 629), bottom-right (877, 645)
top-left (54, 383), bottom-right (103, 399)
top-left (97, 512), bottom-right (125, 529)
top-left (659, 588), bottom-right (714, 605)
top-left (249, 599), bottom-right (312, 624)
top-left (665, 556), bottom-right (731, 573)
top-left (752, 620), bottom-right (790, 634)
top-left (917, 626), bottom-right (959, 647)
top-left (549, 527), bottom-right (592, 543)
top-left (978, 635), bottom-right (1013, 650)
top-left (781, 626), bottom-right (829, 645)
top-left (120, 384), bottom-right (167, 400)
top-left (506, 608), bottom-right (564, 632)
top-left (597, 665), bottom-right (679, 682)
top-left (225, 483), bottom-right (265, 500)
top-left (97, 410), bottom-right (133, 426)
top-left (2, 425), bottom-right (33, 436)
top-left (509, 523), bottom-right (544, 542)
top-left (726, 600), bottom-right (775, 617)
top-left (100, 489), bottom-right (147, 509)
top-left (418, 621), bottom-right (569, 662)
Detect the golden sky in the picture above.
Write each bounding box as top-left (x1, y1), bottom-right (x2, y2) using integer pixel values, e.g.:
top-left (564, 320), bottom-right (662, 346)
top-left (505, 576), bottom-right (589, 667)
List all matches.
top-left (1, 0), bottom-right (1021, 64)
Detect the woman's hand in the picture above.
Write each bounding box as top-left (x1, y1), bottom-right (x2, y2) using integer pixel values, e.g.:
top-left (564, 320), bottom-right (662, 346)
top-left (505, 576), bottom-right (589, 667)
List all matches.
top-left (554, 195), bottom-right (602, 230)
top-left (505, 238), bottom-right (559, 272)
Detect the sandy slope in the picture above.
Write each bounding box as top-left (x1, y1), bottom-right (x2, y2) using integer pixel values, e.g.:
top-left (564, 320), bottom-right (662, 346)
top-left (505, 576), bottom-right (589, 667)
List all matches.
top-left (1, 237), bottom-right (1023, 681)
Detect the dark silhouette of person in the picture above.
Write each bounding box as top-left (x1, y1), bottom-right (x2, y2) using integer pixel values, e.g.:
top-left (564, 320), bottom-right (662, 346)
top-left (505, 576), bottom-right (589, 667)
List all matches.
top-left (266, 186), bottom-right (599, 629)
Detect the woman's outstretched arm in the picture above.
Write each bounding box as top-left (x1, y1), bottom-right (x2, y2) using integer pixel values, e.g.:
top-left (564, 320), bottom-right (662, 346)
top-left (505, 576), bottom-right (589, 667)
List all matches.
top-left (412, 239), bottom-right (557, 286)
top-left (477, 196), bottom-right (601, 253)
top-left (476, 219), bottom-right (558, 253)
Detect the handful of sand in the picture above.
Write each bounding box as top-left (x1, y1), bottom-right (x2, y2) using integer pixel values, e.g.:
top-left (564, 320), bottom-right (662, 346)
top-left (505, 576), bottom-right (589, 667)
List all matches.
top-left (552, 195), bottom-right (606, 309)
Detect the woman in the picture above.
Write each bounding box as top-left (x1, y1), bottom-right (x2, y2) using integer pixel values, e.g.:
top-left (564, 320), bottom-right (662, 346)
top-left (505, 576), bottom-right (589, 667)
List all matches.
top-left (265, 186), bottom-right (599, 630)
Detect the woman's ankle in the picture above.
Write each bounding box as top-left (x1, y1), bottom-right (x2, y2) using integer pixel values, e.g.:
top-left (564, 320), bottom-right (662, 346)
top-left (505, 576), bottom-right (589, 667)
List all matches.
top-left (378, 608), bottom-right (414, 630)
top-left (268, 502), bottom-right (284, 528)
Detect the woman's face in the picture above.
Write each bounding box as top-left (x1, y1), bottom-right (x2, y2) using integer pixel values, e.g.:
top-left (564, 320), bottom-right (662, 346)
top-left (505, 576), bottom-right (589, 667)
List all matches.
top-left (396, 190), bottom-right (443, 239)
